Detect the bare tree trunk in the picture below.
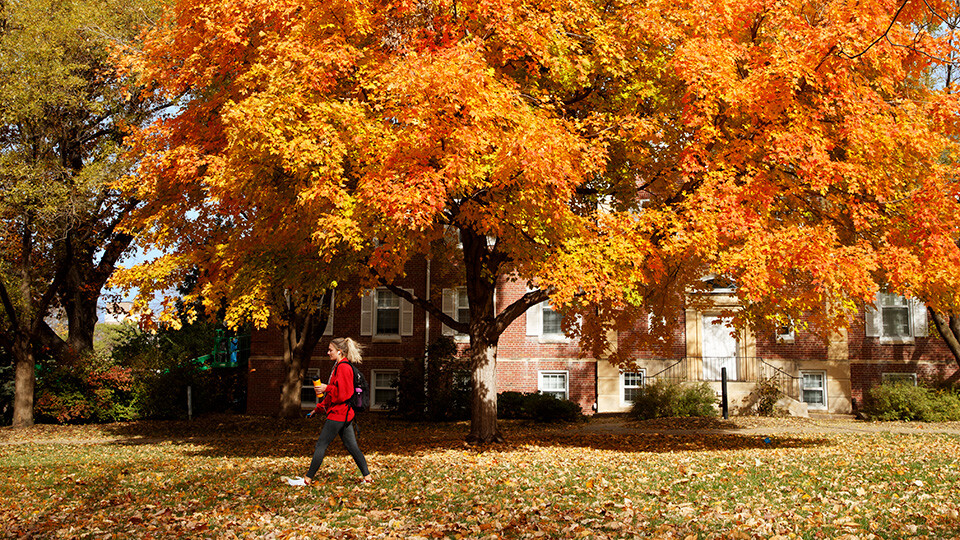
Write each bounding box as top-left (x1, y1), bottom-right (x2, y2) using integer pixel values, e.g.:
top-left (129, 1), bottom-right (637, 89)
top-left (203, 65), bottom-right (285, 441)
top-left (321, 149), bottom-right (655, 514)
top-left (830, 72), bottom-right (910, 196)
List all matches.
top-left (277, 289), bottom-right (333, 418)
top-left (467, 337), bottom-right (502, 443)
top-left (60, 230), bottom-right (134, 354)
top-left (278, 324), bottom-right (310, 418)
top-left (12, 338), bottom-right (36, 428)
top-left (929, 307), bottom-right (960, 366)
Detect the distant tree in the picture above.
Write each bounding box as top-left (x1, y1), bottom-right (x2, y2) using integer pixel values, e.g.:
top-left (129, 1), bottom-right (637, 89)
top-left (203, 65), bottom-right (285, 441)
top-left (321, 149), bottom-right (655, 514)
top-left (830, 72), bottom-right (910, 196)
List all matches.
top-left (0, 0), bottom-right (163, 427)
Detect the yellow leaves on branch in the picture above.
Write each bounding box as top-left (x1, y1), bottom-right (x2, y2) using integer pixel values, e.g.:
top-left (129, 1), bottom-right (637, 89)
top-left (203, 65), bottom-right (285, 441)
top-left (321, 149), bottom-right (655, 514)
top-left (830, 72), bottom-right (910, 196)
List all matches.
top-left (117, 0), bottom-right (960, 333)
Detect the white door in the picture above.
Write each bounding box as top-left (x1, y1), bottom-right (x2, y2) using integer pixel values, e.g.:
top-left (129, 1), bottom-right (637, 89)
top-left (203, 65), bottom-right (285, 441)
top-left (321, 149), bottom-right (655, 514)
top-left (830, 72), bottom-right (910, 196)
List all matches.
top-left (702, 316), bottom-right (738, 380)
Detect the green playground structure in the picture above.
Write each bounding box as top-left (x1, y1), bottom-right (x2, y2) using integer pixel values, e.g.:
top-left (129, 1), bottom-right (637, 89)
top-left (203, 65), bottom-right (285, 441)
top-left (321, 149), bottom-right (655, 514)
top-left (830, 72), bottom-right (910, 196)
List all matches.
top-left (191, 328), bottom-right (250, 369)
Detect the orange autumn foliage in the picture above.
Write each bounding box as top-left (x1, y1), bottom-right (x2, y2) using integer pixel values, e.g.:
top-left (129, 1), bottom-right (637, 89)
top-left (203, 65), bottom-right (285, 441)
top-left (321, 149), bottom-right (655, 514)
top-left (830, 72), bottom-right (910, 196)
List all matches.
top-left (117, 0), bottom-right (960, 421)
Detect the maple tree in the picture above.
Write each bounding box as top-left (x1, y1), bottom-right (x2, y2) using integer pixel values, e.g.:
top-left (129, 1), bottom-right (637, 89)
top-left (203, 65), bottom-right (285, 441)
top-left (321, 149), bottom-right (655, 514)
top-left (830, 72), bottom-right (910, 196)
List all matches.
top-left (123, 0), bottom-right (960, 441)
top-left (0, 0), bottom-right (163, 427)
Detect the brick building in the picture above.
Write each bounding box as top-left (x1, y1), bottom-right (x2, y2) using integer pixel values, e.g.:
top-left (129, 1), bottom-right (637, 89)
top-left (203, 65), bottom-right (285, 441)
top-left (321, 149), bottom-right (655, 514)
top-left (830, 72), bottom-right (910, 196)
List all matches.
top-left (247, 264), bottom-right (960, 417)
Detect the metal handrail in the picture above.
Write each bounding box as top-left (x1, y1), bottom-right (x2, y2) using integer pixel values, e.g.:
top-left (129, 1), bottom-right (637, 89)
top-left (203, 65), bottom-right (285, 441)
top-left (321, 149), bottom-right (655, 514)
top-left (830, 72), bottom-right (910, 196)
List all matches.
top-left (647, 358), bottom-right (685, 379)
top-left (757, 358), bottom-right (801, 381)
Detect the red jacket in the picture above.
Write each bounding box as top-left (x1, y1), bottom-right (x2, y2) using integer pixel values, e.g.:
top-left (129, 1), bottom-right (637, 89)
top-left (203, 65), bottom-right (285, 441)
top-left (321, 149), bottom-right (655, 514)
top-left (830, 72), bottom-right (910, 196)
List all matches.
top-left (314, 360), bottom-right (355, 422)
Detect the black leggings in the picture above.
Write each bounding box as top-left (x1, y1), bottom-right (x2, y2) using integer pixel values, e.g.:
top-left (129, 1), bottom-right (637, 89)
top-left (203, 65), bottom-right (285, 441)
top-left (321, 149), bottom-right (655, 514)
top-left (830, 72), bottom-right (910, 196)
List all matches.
top-left (305, 419), bottom-right (370, 479)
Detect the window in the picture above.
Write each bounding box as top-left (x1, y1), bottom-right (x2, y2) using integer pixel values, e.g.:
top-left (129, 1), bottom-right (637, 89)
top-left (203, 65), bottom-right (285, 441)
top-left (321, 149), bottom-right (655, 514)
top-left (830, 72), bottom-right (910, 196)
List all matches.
top-left (865, 293), bottom-right (927, 343)
top-left (442, 287), bottom-right (470, 340)
top-left (621, 371), bottom-right (645, 406)
top-left (542, 303), bottom-right (563, 335)
top-left (538, 371), bottom-right (569, 400)
top-left (882, 372), bottom-right (918, 386)
top-left (371, 369), bottom-right (399, 409)
top-left (376, 290), bottom-right (401, 334)
top-left (800, 371), bottom-right (827, 410)
top-left (526, 296), bottom-right (573, 342)
top-left (360, 288), bottom-right (414, 339)
top-left (301, 368), bottom-right (323, 410)
top-left (776, 319), bottom-right (795, 343)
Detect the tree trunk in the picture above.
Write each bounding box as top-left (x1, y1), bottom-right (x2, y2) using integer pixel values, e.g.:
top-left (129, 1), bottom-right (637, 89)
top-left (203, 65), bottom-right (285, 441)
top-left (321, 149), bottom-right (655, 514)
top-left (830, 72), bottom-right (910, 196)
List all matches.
top-left (61, 284), bottom-right (99, 354)
top-left (59, 231), bottom-right (134, 354)
top-left (278, 324), bottom-right (311, 418)
top-left (929, 307), bottom-right (960, 366)
top-left (277, 289), bottom-right (333, 418)
top-left (12, 339), bottom-right (36, 428)
top-left (467, 336), bottom-right (502, 443)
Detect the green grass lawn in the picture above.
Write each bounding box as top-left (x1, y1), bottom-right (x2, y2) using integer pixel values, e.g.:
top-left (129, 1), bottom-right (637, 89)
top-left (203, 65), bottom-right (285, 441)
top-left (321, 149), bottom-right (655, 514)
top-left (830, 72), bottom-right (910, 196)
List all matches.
top-left (2, 415), bottom-right (959, 539)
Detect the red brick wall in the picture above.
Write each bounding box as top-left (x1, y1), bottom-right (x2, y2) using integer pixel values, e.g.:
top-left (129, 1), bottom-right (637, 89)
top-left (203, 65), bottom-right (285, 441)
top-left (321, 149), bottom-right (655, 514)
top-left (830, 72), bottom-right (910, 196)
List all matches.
top-left (246, 268), bottom-right (604, 415)
top-left (496, 358), bottom-right (597, 413)
top-left (847, 311), bottom-right (959, 405)
top-left (247, 355), bottom-right (286, 416)
top-left (615, 315), bottom-right (686, 362)
top-left (754, 312), bottom-right (829, 361)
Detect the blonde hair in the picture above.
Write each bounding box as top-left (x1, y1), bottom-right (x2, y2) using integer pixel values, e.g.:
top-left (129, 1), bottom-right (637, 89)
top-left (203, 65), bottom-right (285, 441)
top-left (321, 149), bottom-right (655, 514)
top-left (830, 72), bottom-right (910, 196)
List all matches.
top-left (331, 337), bottom-right (363, 364)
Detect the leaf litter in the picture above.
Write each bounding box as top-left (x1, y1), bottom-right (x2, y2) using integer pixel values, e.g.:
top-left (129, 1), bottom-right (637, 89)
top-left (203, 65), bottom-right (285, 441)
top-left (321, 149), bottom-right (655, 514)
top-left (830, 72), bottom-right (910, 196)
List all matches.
top-left (2, 415), bottom-right (960, 538)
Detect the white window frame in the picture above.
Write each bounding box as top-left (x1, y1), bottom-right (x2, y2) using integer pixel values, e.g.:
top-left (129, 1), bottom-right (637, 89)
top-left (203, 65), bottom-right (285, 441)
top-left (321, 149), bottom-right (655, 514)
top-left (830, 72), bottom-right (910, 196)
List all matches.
top-left (865, 292), bottom-right (927, 344)
top-left (800, 370), bottom-right (827, 410)
top-left (442, 287), bottom-right (470, 342)
top-left (360, 288), bottom-right (414, 341)
top-left (620, 370), bottom-right (645, 407)
top-left (370, 369), bottom-right (399, 410)
top-left (882, 372), bottom-right (918, 386)
top-left (301, 367), bottom-right (323, 410)
top-left (526, 295), bottom-right (572, 343)
top-left (776, 319), bottom-right (795, 343)
top-left (538, 370), bottom-right (569, 400)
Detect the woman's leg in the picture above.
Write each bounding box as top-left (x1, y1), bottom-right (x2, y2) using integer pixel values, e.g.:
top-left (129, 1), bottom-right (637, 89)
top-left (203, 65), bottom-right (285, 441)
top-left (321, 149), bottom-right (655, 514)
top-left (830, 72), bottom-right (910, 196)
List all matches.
top-left (305, 419), bottom-right (344, 480)
top-left (339, 421), bottom-right (370, 478)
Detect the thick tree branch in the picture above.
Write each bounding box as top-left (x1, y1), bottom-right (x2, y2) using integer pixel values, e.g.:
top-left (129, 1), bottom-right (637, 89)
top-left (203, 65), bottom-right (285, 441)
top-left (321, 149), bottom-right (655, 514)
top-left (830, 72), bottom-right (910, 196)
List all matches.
top-left (380, 281), bottom-right (467, 334)
top-left (494, 288), bottom-right (550, 334)
top-left (930, 307), bottom-right (960, 366)
top-left (0, 280), bottom-right (20, 334)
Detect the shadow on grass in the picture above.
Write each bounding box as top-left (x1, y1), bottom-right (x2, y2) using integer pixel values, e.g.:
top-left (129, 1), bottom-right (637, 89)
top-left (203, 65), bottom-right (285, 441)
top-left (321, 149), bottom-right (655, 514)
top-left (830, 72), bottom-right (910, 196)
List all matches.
top-left (97, 414), bottom-right (835, 459)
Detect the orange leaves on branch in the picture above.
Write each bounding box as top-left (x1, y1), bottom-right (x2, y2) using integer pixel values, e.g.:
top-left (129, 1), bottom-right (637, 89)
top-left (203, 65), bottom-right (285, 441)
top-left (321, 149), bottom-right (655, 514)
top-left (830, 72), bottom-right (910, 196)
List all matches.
top-left (117, 0), bottom-right (960, 346)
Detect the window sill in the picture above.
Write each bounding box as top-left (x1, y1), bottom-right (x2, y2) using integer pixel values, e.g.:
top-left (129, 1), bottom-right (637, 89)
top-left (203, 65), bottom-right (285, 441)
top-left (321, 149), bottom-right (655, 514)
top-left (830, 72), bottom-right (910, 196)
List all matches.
top-left (537, 335), bottom-right (572, 344)
top-left (879, 337), bottom-right (915, 345)
top-left (372, 335), bottom-right (403, 343)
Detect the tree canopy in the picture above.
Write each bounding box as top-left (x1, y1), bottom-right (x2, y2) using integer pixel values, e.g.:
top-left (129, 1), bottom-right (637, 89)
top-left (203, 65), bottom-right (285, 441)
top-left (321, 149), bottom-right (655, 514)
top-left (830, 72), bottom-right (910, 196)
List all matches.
top-left (0, 0), bottom-right (163, 427)
top-left (121, 0), bottom-right (960, 439)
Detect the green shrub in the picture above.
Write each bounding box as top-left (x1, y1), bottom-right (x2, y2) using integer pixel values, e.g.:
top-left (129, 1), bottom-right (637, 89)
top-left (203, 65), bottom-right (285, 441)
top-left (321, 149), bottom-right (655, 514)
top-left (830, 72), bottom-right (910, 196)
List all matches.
top-left (629, 380), bottom-right (718, 420)
top-left (524, 393), bottom-right (584, 423)
top-left (497, 391), bottom-right (584, 423)
top-left (497, 391), bottom-right (528, 419)
top-left (751, 377), bottom-right (785, 416)
top-left (862, 382), bottom-right (960, 422)
top-left (35, 352), bottom-right (138, 424)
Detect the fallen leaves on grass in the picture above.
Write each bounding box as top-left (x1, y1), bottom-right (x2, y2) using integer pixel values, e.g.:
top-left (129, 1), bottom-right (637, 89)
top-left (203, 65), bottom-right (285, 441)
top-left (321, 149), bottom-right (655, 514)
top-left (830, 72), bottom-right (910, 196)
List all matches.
top-left (2, 416), bottom-right (960, 538)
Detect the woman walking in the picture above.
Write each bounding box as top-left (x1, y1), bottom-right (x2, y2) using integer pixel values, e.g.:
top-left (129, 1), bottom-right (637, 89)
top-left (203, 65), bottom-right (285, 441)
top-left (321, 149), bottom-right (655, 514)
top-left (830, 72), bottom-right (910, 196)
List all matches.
top-left (287, 337), bottom-right (372, 486)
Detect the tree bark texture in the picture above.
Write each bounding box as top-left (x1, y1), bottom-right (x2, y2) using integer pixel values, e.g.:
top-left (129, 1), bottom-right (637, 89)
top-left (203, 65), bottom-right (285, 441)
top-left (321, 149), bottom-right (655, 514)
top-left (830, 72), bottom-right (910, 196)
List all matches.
top-left (12, 339), bottom-right (36, 428)
top-left (277, 290), bottom-right (333, 418)
top-left (929, 307), bottom-right (960, 367)
top-left (467, 338), bottom-right (503, 443)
